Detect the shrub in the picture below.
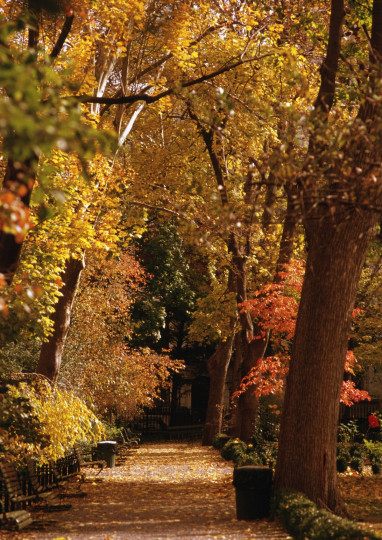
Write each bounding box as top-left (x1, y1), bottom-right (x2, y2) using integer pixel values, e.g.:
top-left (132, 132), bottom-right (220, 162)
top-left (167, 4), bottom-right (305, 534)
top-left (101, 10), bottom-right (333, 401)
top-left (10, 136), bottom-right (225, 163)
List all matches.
top-left (338, 420), bottom-right (360, 444)
top-left (349, 443), bottom-right (366, 459)
top-left (336, 455), bottom-right (348, 473)
top-left (364, 439), bottom-right (382, 463)
top-left (336, 442), bottom-right (351, 461)
top-left (221, 438), bottom-right (247, 462)
top-left (255, 440), bottom-right (278, 468)
top-left (350, 456), bottom-right (364, 473)
top-left (211, 433), bottom-right (231, 450)
top-left (273, 489), bottom-right (382, 540)
top-left (236, 452), bottom-right (262, 467)
top-left (0, 380), bottom-right (104, 462)
top-left (372, 462), bottom-right (381, 475)
top-left (102, 422), bottom-right (123, 442)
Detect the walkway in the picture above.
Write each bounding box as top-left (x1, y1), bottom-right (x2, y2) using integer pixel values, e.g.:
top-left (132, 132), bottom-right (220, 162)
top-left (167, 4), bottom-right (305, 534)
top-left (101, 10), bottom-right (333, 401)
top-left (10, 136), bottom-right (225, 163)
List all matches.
top-left (0, 442), bottom-right (291, 540)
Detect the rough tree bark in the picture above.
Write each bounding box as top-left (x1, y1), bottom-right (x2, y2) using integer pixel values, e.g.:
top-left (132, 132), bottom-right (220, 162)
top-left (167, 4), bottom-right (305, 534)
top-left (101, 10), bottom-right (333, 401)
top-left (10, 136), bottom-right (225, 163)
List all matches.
top-left (202, 317), bottom-right (236, 445)
top-left (36, 255), bottom-right (85, 385)
top-left (274, 208), bottom-right (378, 513)
top-left (274, 0), bottom-right (382, 513)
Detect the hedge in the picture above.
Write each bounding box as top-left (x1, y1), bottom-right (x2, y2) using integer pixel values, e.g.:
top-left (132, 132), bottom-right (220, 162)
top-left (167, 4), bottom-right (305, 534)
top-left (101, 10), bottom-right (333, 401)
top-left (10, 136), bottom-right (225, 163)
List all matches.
top-left (272, 489), bottom-right (382, 539)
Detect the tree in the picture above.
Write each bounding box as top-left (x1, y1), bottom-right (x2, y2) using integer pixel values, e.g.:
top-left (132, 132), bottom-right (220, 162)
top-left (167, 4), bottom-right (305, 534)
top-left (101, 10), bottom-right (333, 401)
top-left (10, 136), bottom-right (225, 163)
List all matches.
top-left (233, 261), bottom-right (370, 406)
top-left (128, 218), bottom-right (212, 423)
top-left (274, 0), bottom-right (382, 514)
top-left (15, 0), bottom-right (277, 385)
top-left (0, 4), bottom-right (105, 284)
top-left (60, 249), bottom-right (183, 421)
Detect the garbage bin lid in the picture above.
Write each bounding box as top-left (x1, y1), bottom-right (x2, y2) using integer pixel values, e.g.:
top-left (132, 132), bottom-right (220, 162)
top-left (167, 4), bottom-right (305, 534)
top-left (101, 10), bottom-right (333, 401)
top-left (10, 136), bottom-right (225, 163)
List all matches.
top-left (233, 466), bottom-right (273, 488)
top-left (98, 440), bottom-right (117, 445)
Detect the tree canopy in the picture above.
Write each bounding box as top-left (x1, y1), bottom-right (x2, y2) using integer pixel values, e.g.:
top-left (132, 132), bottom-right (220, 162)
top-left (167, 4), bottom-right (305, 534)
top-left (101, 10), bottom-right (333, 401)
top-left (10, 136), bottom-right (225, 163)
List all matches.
top-left (1, 0), bottom-right (382, 515)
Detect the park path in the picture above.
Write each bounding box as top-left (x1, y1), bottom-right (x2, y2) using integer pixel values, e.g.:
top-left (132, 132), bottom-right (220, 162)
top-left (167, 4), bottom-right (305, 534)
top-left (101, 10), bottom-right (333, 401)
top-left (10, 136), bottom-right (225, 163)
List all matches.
top-left (0, 441), bottom-right (291, 540)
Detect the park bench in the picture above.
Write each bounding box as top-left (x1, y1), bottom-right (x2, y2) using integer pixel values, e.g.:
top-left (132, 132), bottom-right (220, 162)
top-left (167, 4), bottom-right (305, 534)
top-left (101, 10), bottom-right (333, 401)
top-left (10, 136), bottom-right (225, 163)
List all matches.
top-left (74, 445), bottom-right (106, 475)
top-left (55, 449), bottom-right (86, 484)
top-left (26, 456), bottom-right (85, 500)
top-left (0, 504), bottom-right (33, 531)
top-left (116, 427), bottom-right (139, 457)
top-left (0, 461), bottom-right (71, 513)
top-left (119, 427), bottom-right (140, 447)
top-left (0, 477), bottom-right (33, 531)
top-left (49, 459), bottom-right (86, 496)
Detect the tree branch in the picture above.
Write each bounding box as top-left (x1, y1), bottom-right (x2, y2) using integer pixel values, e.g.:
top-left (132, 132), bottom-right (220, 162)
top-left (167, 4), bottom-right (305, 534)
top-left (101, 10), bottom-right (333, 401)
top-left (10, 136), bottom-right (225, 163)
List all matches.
top-left (129, 200), bottom-right (193, 222)
top-left (50, 14), bottom-right (75, 58)
top-left (76, 54), bottom-right (273, 106)
top-left (99, 22), bottom-right (231, 115)
top-left (313, 0), bottom-right (345, 112)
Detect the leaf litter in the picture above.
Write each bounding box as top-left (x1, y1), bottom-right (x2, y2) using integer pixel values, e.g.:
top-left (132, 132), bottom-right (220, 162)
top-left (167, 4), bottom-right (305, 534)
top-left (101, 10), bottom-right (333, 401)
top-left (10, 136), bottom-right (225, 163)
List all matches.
top-left (0, 441), bottom-right (291, 539)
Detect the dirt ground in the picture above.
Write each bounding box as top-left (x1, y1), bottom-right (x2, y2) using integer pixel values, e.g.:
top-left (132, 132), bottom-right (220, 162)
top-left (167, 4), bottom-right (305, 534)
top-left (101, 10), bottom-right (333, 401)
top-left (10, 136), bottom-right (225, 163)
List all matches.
top-left (0, 442), bottom-right (291, 540)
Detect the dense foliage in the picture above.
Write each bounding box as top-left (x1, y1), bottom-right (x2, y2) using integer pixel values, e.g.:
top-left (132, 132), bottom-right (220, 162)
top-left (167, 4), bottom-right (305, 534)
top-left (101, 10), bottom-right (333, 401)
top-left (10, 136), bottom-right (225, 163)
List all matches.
top-left (0, 379), bottom-right (104, 462)
top-left (272, 490), bottom-right (382, 540)
top-left (1, 0), bottom-right (382, 518)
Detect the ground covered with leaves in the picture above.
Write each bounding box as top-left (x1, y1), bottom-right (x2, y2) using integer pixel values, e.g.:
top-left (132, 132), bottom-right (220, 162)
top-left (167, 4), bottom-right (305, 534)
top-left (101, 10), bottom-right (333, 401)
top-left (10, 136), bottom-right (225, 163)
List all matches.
top-left (0, 442), bottom-right (290, 540)
top-left (339, 471), bottom-right (382, 529)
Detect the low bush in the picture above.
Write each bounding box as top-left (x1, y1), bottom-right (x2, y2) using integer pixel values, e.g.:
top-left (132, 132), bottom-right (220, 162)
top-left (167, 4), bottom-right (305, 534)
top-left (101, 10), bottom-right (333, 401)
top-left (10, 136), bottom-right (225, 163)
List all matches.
top-left (236, 452), bottom-right (262, 467)
top-left (217, 435), bottom-right (278, 468)
top-left (364, 439), bottom-right (382, 461)
top-left (349, 443), bottom-right (366, 459)
top-left (350, 456), bottom-right (364, 473)
top-left (0, 380), bottom-right (104, 462)
top-left (337, 443), bottom-right (351, 462)
top-left (211, 433), bottom-right (231, 450)
top-left (221, 438), bottom-right (247, 462)
top-left (336, 455), bottom-right (348, 473)
top-left (273, 489), bottom-right (382, 539)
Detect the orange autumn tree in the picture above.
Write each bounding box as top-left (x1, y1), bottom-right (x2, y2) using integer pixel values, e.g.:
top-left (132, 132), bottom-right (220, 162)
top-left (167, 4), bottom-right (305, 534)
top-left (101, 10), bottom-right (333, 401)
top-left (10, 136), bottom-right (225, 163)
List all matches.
top-left (233, 260), bottom-right (370, 405)
top-left (61, 248), bottom-right (184, 421)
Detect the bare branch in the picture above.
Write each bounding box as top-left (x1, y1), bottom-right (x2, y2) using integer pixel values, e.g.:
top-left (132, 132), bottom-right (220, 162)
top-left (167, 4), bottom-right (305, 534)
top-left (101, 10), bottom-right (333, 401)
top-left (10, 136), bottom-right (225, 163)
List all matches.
top-left (76, 54), bottom-right (273, 106)
top-left (314, 0), bottom-right (345, 113)
top-left (50, 14), bottom-right (75, 58)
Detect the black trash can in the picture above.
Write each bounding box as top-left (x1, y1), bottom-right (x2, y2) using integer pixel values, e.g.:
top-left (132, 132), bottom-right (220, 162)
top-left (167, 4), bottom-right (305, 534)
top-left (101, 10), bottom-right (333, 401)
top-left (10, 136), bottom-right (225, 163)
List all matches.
top-left (97, 441), bottom-right (117, 468)
top-left (232, 466), bottom-right (273, 520)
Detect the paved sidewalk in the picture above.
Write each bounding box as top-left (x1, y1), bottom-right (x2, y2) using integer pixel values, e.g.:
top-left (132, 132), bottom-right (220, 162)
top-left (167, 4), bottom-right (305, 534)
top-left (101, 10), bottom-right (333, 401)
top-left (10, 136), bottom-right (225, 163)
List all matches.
top-left (0, 442), bottom-right (291, 540)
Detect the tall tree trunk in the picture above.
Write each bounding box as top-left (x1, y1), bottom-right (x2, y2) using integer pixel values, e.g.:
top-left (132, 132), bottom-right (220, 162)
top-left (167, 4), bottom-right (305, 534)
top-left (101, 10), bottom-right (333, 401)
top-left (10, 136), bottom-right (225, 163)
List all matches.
top-left (274, 0), bottom-right (382, 513)
top-left (274, 208), bottom-right (378, 513)
top-left (232, 189), bottom-right (298, 442)
top-left (36, 255), bottom-right (85, 385)
top-left (202, 317), bottom-right (237, 445)
top-left (227, 332), bottom-right (243, 438)
top-left (231, 247), bottom-right (265, 442)
top-left (235, 336), bottom-right (267, 442)
top-left (275, 187), bottom-right (299, 276)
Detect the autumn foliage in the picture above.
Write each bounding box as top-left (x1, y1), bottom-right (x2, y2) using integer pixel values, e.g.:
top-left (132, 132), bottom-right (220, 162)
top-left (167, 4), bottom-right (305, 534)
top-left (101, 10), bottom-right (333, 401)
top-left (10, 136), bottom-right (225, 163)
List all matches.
top-left (233, 261), bottom-right (370, 406)
top-left (61, 249), bottom-right (184, 420)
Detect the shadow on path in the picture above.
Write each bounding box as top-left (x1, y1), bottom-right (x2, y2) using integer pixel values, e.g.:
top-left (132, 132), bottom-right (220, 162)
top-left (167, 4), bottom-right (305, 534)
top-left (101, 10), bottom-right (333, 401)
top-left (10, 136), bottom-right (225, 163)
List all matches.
top-left (0, 442), bottom-right (291, 539)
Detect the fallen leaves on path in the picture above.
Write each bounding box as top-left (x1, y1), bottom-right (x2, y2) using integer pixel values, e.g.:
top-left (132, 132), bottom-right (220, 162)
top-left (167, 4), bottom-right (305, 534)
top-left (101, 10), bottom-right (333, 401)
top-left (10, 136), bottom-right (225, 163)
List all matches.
top-left (0, 442), bottom-right (291, 540)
